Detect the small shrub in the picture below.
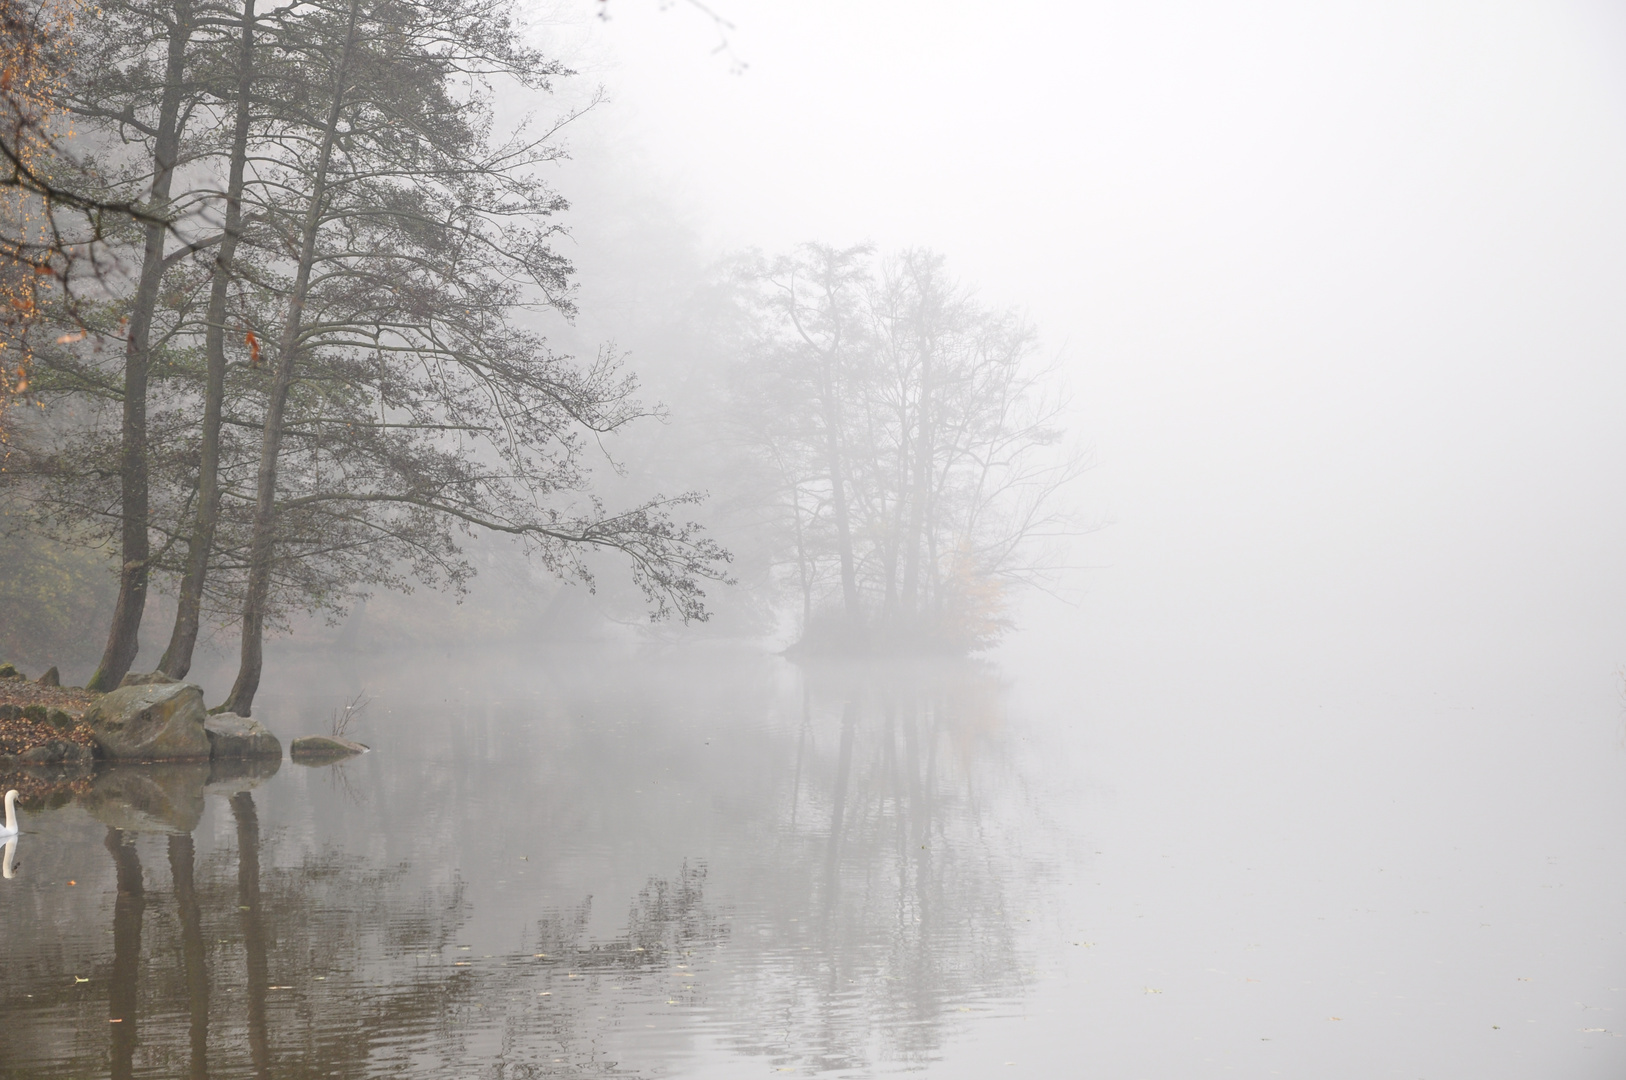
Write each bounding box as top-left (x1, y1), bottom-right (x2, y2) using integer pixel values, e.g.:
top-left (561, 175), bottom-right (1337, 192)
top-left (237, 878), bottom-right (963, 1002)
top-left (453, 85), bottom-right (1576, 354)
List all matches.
top-left (331, 691), bottom-right (371, 738)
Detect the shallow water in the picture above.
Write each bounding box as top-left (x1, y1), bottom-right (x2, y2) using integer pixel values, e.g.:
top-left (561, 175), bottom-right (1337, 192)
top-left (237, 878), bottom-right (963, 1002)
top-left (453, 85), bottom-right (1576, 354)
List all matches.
top-left (0, 643), bottom-right (1621, 1078)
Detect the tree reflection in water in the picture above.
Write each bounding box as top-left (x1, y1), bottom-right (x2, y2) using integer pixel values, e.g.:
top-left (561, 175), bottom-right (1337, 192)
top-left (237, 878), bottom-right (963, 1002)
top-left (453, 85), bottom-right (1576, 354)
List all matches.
top-left (105, 827), bottom-right (143, 1080)
top-left (716, 661), bottom-right (1025, 1073)
top-left (230, 793), bottom-right (269, 1080)
top-left (0, 658), bottom-right (1038, 1078)
top-left (167, 830), bottom-right (209, 1080)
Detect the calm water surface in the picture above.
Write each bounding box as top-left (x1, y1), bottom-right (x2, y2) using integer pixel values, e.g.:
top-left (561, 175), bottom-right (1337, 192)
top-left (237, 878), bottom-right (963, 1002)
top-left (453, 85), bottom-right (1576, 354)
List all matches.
top-left (1, 643), bottom-right (1621, 1078)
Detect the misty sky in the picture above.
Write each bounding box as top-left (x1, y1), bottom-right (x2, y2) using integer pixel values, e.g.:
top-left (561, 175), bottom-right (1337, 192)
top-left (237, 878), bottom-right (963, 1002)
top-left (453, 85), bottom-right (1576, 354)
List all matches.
top-left (543, 0), bottom-right (1626, 677)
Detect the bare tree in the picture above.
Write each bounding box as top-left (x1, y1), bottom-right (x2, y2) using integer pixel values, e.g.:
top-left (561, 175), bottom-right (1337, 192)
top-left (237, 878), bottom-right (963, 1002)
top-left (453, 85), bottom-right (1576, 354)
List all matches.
top-left (219, 0), bottom-right (362, 713)
top-left (733, 245), bottom-right (1085, 654)
top-left (763, 244), bottom-right (870, 639)
top-left (7, 0), bottom-right (729, 701)
top-left (159, 0), bottom-right (257, 677)
top-left (78, 0), bottom-right (199, 689)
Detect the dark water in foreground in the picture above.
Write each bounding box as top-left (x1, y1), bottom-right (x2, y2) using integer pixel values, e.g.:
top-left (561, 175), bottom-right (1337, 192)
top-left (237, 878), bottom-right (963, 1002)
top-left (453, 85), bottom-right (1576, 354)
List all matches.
top-left (0, 644), bottom-right (1622, 1078)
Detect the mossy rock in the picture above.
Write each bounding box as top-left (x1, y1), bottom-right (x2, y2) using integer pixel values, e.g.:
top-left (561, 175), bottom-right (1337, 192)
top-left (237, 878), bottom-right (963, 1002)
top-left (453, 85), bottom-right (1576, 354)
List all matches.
top-left (82, 683), bottom-right (210, 761)
top-left (118, 670), bottom-right (180, 688)
top-left (19, 739), bottom-right (92, 764)
top-left (0, 662), bottom-right (24, 680)
top-left (203, 713), bottom-right (282, 760)
top-left (289, 734), bottom-right (369, 765)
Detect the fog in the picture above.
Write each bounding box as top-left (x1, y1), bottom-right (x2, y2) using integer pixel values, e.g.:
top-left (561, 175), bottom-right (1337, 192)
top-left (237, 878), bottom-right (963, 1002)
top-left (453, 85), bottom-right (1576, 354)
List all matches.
top-left (564, 0), bottom-right (1626, 675)
top-left (2, 1), bottom-right (1624, 1077)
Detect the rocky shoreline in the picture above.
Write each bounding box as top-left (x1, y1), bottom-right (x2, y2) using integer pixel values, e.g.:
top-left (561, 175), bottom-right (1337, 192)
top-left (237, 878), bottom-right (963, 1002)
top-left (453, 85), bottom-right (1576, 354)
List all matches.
top-left (0, 673), bottom-right (102, 778)
top-left (0, 663), bottom-right (365, 804)
top-left (0, 673), bottom-right (100, 722)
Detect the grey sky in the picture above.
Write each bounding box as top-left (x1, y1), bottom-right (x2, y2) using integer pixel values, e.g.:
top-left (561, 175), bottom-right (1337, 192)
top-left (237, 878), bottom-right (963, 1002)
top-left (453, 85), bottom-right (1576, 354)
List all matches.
top-left (556, 0), bottom-right (1626, 669)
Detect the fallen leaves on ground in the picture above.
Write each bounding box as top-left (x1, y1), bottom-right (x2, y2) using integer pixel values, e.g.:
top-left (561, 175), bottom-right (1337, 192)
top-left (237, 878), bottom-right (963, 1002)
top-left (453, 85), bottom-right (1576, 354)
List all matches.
top-left (0, 711), bottom-right (95, 757)
top-left (0, 679), bottom-right (96, 718)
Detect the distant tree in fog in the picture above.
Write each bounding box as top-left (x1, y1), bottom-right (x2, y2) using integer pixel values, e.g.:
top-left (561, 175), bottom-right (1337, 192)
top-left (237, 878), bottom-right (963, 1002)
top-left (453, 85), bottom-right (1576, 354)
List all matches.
top-left (747, 243), bottom-right (868, 638)
top-left (731, 244), bottom-right (1084, 655)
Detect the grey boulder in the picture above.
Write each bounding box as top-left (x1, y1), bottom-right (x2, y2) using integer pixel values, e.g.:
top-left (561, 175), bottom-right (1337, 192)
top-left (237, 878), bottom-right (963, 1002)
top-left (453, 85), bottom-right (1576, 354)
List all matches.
top-left (204, 713), bottom-right (282, 760)
top-left (18, 739), bottom-right (92, 764)
top-left (119, 670), bottom-right (180, 688)
top-left (83, 683), bottom-right (211, 761)
top-left (290, 734), bottom-right (369, 764)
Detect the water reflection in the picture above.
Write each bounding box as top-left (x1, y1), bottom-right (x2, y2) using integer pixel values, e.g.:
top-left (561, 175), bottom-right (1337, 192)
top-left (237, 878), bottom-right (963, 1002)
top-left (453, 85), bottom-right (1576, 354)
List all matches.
top-left (228, 794), bottom-right (266, 1080)
top-left (169, 830), bottom-right (209, 1080)
top-left (106, 828), bottom-right (144, 1080)
top-left (722, 663), bottom-right (1024, 1073)
top-left (0, 655), bottom-right (1042, 1078)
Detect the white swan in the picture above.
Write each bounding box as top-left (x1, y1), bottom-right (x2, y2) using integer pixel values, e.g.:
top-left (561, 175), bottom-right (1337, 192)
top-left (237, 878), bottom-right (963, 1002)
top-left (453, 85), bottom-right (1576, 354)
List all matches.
top-left (0, 789), bottom-right (18, 838)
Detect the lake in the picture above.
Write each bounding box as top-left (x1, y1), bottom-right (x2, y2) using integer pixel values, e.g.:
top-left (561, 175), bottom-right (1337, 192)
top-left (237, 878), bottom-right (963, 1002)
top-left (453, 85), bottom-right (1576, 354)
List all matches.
top-left (0, 639), bottom-right (1621, 1078)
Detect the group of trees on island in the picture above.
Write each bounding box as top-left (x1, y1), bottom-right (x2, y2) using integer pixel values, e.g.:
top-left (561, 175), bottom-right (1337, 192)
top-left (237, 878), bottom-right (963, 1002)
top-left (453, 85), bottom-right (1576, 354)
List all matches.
top-left (0, 0), bottom-right (1082, 682)
top-left (723, 244), bottom-right (1084, 655)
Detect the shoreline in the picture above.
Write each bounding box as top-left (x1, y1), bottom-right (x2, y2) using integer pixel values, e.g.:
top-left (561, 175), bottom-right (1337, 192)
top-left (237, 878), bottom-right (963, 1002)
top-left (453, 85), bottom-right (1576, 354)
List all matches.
top-left (0, 675), bottom-right (102, 797)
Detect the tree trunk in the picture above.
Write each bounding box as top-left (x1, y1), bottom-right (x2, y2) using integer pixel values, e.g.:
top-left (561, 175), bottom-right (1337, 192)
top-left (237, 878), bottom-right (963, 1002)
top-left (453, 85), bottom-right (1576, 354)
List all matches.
top-left (925, 460), bottom-right (941, 615)
top-left (160, 0), bottom-right (256, 679)
top-left (880, 462), bottom-right (906, 623)
top-left (790, 484), bottom-right (813, 630)
top-left (900, 334), bottom-right (932, 618)
top-left (87, 2), bottom-right (193, 691)
top-left (820, 362), bottom-right (861, 635)
top-left (222, 0), bottom-right (358, 716)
